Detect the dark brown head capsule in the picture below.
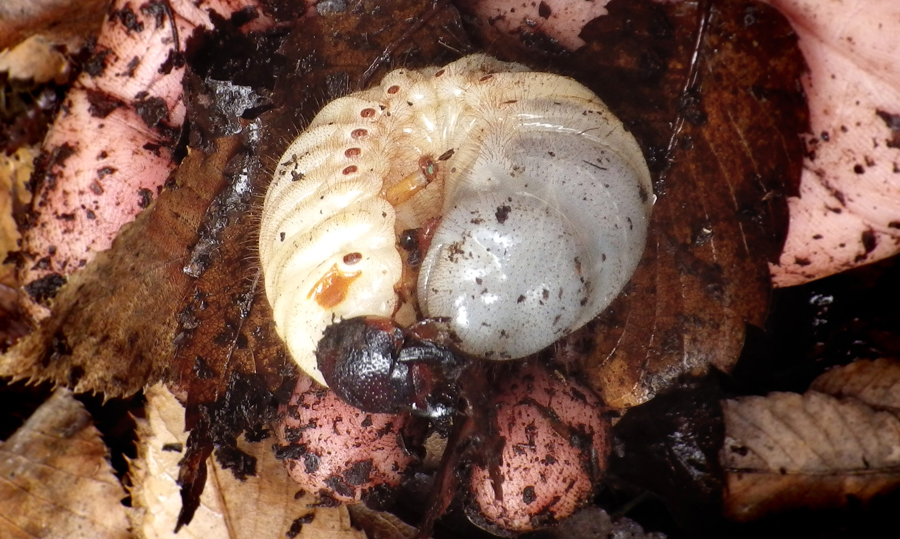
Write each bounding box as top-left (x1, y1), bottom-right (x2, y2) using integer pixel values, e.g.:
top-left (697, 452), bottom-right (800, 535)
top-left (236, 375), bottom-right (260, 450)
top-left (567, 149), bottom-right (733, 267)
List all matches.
top-left (316, 316), bottom-right (464, 417)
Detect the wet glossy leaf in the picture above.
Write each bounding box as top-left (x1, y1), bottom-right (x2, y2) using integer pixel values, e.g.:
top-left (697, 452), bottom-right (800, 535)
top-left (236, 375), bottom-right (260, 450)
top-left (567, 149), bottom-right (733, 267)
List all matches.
top-left (609, 374), bottom-right (725, 532)
top-left (535, 506), bottom-right (666, 539)
top-left (347, 505), bottom-right (422, 539)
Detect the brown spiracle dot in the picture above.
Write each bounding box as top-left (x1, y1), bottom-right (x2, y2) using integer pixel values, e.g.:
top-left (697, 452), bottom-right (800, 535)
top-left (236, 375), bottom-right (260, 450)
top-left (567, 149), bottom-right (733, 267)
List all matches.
top-left (434, 69), bottom-right (445, 77)
top-left (342, 165), bottom-right (358, 175)
top-left (360, 108), bottom-right (376, 118)
top-left (387, 85), bottom-right (400, 94)
top-left (344, 147), bottom-right (361, 158)
top-left (350, 128), bottom-right (368, 139)
top-left (343, 252), bottom-right (363, 265)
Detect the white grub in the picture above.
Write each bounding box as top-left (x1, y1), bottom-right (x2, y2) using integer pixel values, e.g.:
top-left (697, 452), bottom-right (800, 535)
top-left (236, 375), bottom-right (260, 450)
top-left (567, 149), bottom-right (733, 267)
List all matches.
top-left (259, 54), bottom-right (653, 385)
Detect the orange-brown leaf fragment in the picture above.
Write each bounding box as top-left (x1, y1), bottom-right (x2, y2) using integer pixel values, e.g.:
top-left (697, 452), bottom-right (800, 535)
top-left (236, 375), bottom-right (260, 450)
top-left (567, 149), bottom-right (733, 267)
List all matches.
top-left (721, 390), bottom-right (900, 521)
top-left (0, 389), bottom-right (130, 539)
top-left (0, 148), bottom-right (34, 289)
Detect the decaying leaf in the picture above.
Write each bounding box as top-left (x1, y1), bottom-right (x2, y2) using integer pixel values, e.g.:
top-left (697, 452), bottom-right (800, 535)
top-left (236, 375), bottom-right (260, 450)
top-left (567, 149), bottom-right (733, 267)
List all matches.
top-left (347, 505), bottom-right (420, 539)
top-left (721, 359), bottom-right (900, 521)
top-left (0, 34), bottom-right (72, 85)
top-left (0, 388), bottom-right (130, 539)
top-left (1, 148), bottom-right (35, 347)
top-left (608, 374), bottom-right (725, 529)
top-left (130, 384), bottom-right (367, 539)
top-left (0, 0), bottom-right (108, 51)
top-left (1, 34), bottom-right (68, 347)
top-left (0, 148), bottom-right (34, 287)
top-left (810, 357), bottom-right (900, 410)
top-left (464, 0), bottom-right (807, 409)
top-left (0, 135), bottom-right (241, 396)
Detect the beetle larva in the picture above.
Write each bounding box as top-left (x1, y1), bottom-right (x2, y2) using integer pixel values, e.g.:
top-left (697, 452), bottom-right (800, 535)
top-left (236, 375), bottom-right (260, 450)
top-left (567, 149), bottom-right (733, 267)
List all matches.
top-left (259, 54), bottom-right (653, 387)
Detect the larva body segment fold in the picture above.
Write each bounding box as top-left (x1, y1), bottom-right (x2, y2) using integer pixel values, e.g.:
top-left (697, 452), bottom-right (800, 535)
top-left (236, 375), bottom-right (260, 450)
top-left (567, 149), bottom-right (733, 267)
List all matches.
top-left (260, 54), bottom-right (653, 386)
top-left (260, 97), bottom-right (402, 386)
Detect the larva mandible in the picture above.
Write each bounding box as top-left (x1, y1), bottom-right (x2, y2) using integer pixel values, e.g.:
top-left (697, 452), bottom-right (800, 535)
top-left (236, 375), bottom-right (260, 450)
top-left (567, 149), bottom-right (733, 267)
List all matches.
top-left (259, 54), bottom-right (653, 387)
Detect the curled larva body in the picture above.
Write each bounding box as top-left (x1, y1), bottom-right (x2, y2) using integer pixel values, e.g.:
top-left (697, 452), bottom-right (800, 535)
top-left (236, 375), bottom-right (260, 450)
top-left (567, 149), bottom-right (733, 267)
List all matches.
top-left (259, 54), bottom-right (653, 386)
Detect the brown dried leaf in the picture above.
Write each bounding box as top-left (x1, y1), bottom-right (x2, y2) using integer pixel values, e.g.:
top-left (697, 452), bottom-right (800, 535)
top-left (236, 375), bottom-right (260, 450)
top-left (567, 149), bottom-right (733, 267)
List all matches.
top-left (810, 358), bottom-right (900, 411)
top-left (348, 504), bottom-right (421, 539)
top-left (0, 137), bottom-right (239, 396)
top-left (0, 34), bottom-right (71, 84)
top-left (721, 391), bottom-right (900, 521)
top-left (568, 0), bottom-right (807, 408)
top-left (131, 384), bottom-right (366, 539)
top-left (0, 0), bottom-right (108, 51)
top-left (0, 388), bottom-right (130, 539)
top-left (1, 148), bottom-right (34, 286)
top-left (1, 147), bottom-right (35, 347)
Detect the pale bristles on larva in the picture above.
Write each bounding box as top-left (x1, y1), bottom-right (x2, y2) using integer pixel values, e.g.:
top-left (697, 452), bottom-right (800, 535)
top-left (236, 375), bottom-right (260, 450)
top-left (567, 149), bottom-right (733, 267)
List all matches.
top-left (259, 54), bottom-right (654, 386)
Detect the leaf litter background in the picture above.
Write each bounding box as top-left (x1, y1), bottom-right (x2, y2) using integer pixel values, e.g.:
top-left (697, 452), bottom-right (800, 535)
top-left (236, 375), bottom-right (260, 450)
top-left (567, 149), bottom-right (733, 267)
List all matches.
top-left (1, 0), bottom-right (899, 537)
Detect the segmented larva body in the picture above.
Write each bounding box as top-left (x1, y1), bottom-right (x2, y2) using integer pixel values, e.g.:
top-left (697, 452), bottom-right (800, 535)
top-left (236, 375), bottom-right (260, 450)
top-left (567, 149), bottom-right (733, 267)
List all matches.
top-left (259, 54), bottom-right (653, 386)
